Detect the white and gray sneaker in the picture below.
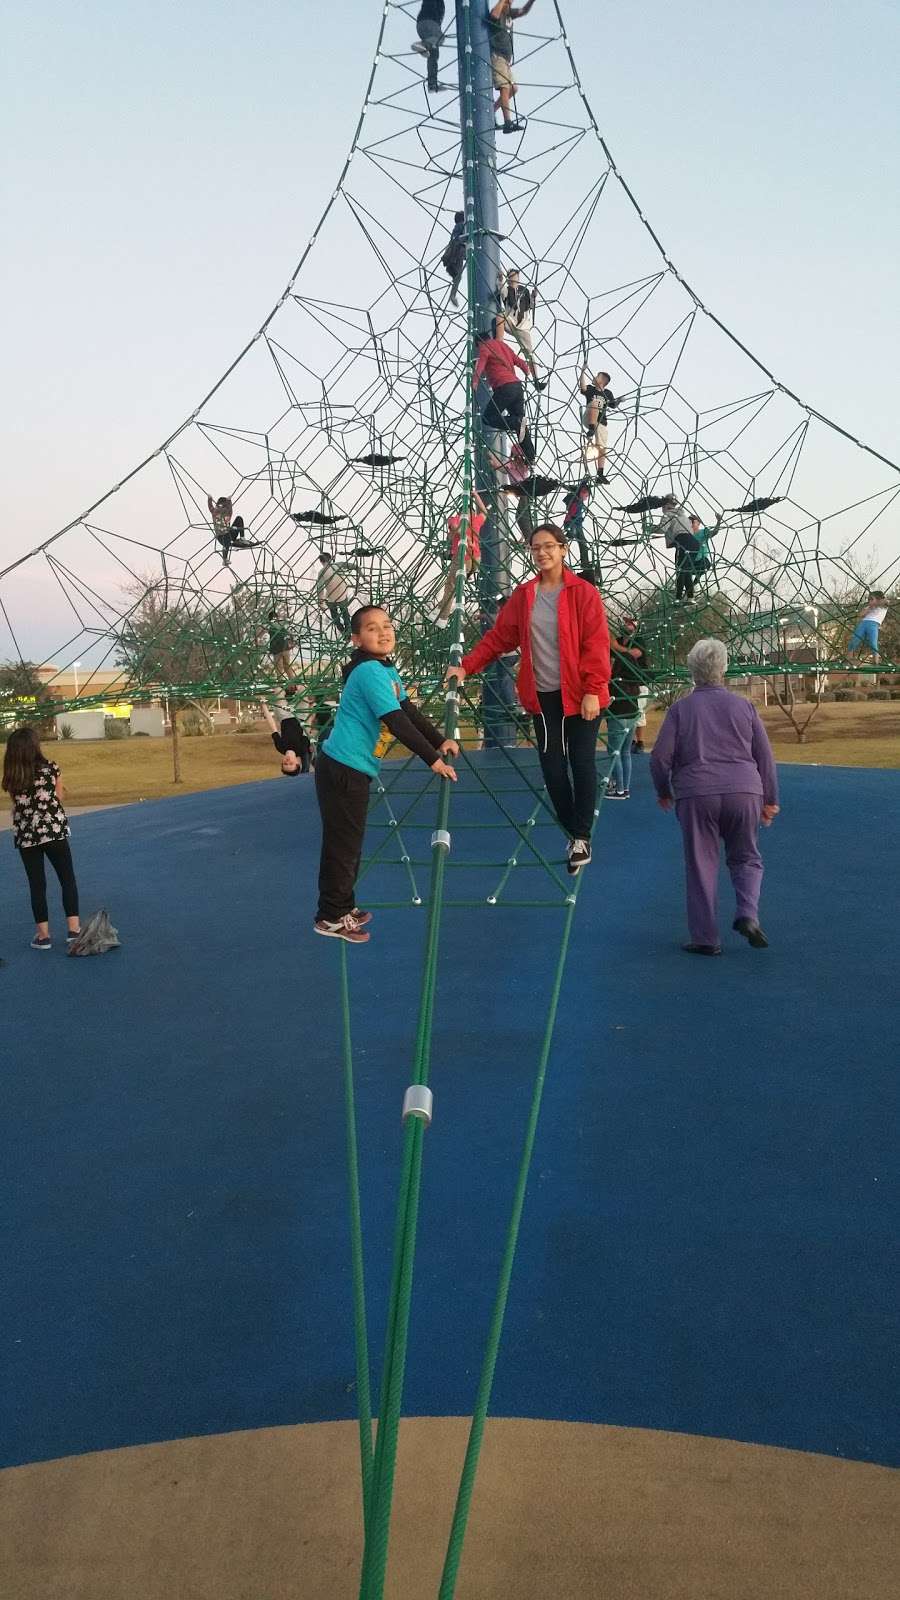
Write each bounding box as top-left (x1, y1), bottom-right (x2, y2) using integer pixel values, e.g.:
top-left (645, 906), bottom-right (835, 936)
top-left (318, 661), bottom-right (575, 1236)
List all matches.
top-left (567, 838), bottom-right (592, 875)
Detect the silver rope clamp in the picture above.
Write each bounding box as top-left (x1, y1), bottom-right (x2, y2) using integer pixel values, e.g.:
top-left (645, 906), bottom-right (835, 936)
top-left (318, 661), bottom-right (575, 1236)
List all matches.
top-left (402, 1085), bottom-right (433, 1126)
top-left (431, 829), bottom-right (451, 852)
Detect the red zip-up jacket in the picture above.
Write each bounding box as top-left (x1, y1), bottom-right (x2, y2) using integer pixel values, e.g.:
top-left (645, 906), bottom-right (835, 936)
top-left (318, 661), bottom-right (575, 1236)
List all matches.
top-left (461, 567), bottom-right (611, 716)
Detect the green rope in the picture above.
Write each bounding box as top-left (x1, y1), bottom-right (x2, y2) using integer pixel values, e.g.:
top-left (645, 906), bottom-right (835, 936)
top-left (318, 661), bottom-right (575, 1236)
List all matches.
top-left (437, 898), bottom-right (578, 1599)
top-left (339, 945), bottom-right (374, 1525)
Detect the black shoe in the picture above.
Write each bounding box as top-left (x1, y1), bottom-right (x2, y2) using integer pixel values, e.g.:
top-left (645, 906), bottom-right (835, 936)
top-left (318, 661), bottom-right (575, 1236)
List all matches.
top-left (534, 378), bottom-right (547, 391)
top-left (500, 119), bottom-right (526, 134)
top-left (733, 917), bottom-right (768, 948)
top-left (682, 943), bottom-right (722, 956)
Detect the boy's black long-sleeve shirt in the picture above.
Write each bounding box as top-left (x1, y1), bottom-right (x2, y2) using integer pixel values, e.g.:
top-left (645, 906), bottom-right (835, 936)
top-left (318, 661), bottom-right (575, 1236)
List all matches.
top-left (381, 699), bottom-right (445, 766)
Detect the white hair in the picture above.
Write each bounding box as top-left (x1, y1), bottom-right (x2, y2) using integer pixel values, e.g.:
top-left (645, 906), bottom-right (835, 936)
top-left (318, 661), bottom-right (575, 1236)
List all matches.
top-left (687, 638), bottom-right (728, 686)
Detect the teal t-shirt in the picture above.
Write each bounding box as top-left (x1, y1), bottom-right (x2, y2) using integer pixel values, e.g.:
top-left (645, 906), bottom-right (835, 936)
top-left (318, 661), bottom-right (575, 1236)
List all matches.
top-left (322, 660), bottom-right (407, 778)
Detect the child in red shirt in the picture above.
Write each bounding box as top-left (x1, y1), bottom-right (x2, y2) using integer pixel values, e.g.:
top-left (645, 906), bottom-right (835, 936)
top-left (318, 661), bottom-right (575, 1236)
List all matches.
top-left (435, 490), bottom-right (488, 627)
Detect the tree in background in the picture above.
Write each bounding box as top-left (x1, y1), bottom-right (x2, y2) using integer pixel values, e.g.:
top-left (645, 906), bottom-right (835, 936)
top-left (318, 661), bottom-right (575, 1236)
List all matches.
top-left (115, 575), bottom-right (267, 781)
top-left (0, 660), bottom-right (48, 734)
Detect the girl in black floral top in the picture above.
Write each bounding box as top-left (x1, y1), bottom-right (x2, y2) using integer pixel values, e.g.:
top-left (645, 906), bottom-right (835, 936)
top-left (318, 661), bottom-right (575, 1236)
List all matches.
top-left (2, 727), bottom-right (81, 950)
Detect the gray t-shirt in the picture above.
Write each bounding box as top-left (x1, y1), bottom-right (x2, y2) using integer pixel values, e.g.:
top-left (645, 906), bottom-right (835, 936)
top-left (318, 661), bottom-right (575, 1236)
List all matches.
top-left (530, 584), bottom-right (562, 692)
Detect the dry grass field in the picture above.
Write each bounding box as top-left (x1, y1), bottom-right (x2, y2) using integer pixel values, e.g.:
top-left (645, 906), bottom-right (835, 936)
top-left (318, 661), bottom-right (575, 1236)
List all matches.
top-left (0, 701), bottom-right (896, 815)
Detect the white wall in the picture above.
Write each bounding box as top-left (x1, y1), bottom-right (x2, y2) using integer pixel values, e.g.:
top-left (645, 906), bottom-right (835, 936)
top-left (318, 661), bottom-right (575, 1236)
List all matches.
top-left (131, 704), bottom-right (165, 737)
top-left (55, 710), bottom-right (105, 740)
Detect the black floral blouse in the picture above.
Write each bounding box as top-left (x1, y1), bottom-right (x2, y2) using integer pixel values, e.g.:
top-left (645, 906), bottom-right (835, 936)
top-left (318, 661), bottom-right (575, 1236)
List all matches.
top-left (11, 760), bottom-right (71, 849)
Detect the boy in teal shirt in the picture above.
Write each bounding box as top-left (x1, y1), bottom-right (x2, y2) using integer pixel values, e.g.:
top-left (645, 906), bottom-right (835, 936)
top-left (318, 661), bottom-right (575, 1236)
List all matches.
top-left (315, 605), bottom-right (457, 943)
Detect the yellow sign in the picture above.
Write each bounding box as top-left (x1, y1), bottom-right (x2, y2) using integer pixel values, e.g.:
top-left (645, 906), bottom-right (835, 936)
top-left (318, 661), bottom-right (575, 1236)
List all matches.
top-left (100, 703), bottom-right (133, 717)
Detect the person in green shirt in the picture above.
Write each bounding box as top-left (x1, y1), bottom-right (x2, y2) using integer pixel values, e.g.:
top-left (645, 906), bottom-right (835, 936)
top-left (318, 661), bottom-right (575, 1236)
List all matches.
top-left (688, 513), bottom-right (723, 583)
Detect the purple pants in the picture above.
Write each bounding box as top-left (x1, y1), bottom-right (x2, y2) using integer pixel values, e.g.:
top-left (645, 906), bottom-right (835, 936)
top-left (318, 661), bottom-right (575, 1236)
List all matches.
top-left (675, 792), bottom-right (763, 946)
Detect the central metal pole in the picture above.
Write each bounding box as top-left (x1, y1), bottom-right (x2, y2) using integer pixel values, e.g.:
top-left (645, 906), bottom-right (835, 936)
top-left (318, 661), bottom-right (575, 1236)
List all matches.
top-left (456, 0), bottom-right (518, 747)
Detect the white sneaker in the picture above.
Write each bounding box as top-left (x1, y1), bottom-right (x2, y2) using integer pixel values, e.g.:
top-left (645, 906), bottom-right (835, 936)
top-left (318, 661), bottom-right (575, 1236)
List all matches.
top-left (411, 41), bottom-right (429, 55)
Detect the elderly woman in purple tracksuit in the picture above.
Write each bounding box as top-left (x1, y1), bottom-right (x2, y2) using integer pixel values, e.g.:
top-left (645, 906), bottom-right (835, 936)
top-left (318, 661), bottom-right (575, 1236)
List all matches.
top-left (650, 639), bottom-right (780, 955)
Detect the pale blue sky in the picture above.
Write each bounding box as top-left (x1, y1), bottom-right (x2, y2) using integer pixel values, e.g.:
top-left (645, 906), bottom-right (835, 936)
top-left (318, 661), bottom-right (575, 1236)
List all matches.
top-left (3, 0), bottom-right (899, 564)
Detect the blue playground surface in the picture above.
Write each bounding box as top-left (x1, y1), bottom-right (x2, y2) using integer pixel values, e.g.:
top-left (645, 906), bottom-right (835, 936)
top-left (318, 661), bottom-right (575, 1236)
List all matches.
top-left (2, 757), bottom-right (898, 1473)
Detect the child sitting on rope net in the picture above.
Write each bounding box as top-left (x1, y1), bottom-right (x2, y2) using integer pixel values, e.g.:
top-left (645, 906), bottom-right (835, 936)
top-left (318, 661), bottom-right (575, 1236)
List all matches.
top-left (261, 696), bottom-right (313, 776)
top-left (434, 488), bottom-right (488, 628)
top-left (314, 605), bottom-right (458, 944)
top-left (207, 495), bottom-right (259, 564)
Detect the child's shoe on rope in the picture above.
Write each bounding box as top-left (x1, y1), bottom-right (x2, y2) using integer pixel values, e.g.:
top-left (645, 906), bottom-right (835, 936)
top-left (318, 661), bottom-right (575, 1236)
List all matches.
top-left (314, 913), bottom-right (370, 944)
top-left (351, 908), bottom-right (373, 927)
top-left (567, 838), bottom-right (592, 875)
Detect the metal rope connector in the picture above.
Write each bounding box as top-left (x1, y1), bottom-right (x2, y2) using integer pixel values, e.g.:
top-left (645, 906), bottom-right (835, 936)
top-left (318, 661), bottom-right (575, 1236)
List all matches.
top-left (431, 829), bottom-right (451, 851)
top-left (402, 1085), bottom-right (433, 1126)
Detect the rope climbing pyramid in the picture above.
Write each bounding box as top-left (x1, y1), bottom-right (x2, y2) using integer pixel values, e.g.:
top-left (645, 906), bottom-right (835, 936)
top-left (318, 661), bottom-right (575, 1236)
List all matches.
top-left (3, 2), bottom-right (898, 1593)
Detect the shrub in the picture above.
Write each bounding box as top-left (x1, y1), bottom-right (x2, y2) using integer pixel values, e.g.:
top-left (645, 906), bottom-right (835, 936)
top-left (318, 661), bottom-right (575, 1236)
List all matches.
top-left (867, 689), bottom-right (891, 701)
top-left (833, 690), bottom-right (865, 703)
top-left (104, 719), bottom-right (129, 739)
top-left (234, 720), bottom-right (261, 734)
top-left (181, 713), bottom-right (205, 737)
top-left (891, 691), bottom-right (900, 701)
top-left (132, 730), bottom-right (150, 738)
top-left (59, 722), bottom-right (74, 740)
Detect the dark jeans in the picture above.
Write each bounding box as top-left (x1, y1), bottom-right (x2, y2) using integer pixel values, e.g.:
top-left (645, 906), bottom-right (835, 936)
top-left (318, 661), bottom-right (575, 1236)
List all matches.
top-left (328, 602), bottom-right (352, 631)
top-left (675, 559), bottom-right (694, 600)
top-left (19, 840), bottom-right (79, 923)
top-left (417, 17), bottom-right (441, 90)
top-left (315, 751), bottom-right (370, 921)
top-left (483, 381), bottom-right (525, 438)
top-left (533, 690), bottom-right (600, 840)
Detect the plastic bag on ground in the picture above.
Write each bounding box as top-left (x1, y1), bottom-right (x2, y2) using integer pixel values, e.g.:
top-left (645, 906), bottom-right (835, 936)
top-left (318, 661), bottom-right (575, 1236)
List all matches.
top-left (67, 910), bottom-right (121, 957)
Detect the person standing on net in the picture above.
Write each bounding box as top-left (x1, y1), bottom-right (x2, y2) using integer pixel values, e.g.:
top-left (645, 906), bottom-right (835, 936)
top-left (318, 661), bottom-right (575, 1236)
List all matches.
top-left (315, 552), bottom-right (353, 632)
top-left (442, 211), bottom-right (467, 306)
top-left (2, 727), bottom-right (81, 951)
top-left (497, 269), bottom-right (545, 386)
top-left (446, 521), bottom-right (611, 876)
top-left (605, 613), bottom-right (648, 799)
top-left (650, 494), bottom-right (700, 599)
top-left (435, 489), bottom-right (489, 627)
top-left (315, 606), bottom-right (457, 943)
top-left (650, 638), bottom-right (779, 955)
top-left (847, 591), bottom-right (889, 661)
top-left (488, 0), bottom-right (535, 134)
top-left (473, 320), bottom-right (538, 463)
top-left (412, 0), bottom-right (448, 95)
top-left (578, 365), bottom-right (618, 482)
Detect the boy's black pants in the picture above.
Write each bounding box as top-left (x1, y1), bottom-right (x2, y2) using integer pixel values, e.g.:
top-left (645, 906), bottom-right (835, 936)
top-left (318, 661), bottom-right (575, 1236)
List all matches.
top-left (315, 751), bottom-right (370, 922)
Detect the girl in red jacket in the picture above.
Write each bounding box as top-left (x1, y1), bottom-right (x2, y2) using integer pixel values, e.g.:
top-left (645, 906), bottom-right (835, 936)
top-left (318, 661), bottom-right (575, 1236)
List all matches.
top-left (446, 522), bottom-right (611, 874)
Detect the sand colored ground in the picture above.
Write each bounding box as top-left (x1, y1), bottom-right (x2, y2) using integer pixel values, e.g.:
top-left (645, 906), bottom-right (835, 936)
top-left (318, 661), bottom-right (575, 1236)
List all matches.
top-left (4, 1418), bottom-right (898, 1600)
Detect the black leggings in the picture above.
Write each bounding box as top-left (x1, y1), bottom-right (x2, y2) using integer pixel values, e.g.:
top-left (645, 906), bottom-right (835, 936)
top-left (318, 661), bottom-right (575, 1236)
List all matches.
top-left (19, 841), bottom-right (79, 924)
top-left (533, 690), bottom-right (601, 840)
top-left (675, 568), bottom-right (695, 600)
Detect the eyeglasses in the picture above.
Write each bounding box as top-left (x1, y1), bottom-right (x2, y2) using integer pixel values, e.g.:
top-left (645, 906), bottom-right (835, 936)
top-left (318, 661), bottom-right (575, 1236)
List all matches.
top-left (531, 541), bottom-right (561, 554)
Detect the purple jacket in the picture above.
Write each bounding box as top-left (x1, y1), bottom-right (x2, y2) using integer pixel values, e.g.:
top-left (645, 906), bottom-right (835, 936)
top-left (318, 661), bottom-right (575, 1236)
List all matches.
top-left (650, 686), bottom-right (778, 804)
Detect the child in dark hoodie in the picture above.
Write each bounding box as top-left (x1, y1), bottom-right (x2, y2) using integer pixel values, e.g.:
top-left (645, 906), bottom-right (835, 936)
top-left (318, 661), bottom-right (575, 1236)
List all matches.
top-left (314, 605), bottom-right (458, 943)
